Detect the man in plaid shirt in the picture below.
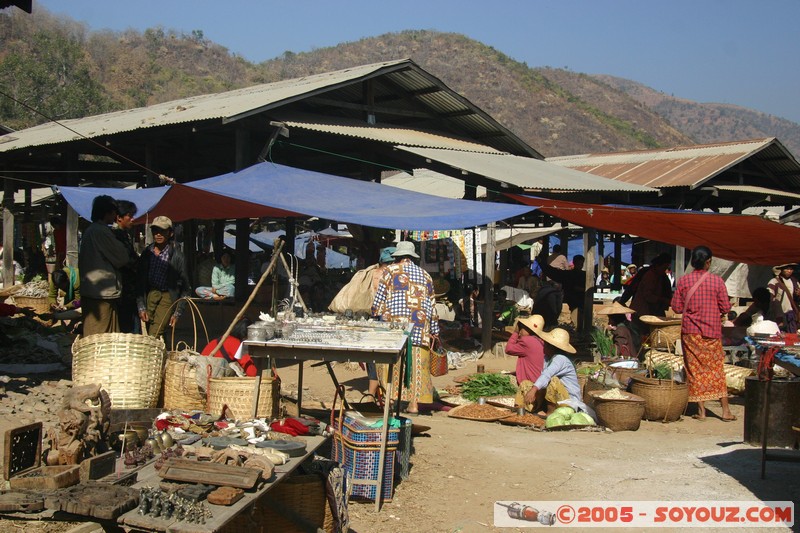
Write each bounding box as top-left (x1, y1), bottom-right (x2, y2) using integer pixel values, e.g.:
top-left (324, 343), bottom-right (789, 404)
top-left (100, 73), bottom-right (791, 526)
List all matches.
top-left (671, 245), bottom-right (734, 422)
top-left (136, 216), bottom-right (191, 337)
top-left (372, 241), bottom-right (439, 414)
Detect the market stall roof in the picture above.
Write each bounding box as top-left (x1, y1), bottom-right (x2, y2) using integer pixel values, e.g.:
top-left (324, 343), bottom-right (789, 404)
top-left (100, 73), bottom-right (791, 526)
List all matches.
top-left (280, 118), bottom-right (504, 154)
top-left (382, 169), bottom-right (488, 199)
top-left (59, 162), bottom-right (534, 230)
top-left (394, 146), bottom-right (657, 193)
top-left (546, 138), bottom-right (800, 190)
top-left (58, 183), bottom-right (298, 223)
top-left (185, 162), bottom-right (533, 230)
top-left (506, 194), bottom-right (800, 265)
top-left (0, 59), bottom-right (538, 159)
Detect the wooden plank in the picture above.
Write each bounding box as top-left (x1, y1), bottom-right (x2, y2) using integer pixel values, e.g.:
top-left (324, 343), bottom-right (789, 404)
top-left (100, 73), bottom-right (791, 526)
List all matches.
top-left (157, 459), bottom-right (260, 489)
top-left (118, 436), bottom-right (325, 533)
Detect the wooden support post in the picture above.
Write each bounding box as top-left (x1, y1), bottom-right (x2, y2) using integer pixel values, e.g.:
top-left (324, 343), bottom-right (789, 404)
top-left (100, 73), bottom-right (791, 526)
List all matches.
top-left (481, 223), bottom-right (496, 357)
top-left (65, 206), bottom-right (79, 268)
top-left (583, 230), bottom-right (597, 336)
top-left (2, 179), bottom-right (14, 287)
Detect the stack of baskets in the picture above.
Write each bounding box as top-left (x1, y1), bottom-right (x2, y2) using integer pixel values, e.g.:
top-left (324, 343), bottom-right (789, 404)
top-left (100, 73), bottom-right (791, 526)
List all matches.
top-left (162, 348), bottom-right (205, 412)
top-left (207, 375), bottom-right (281, 420)
top-left (588, 390), bottom-right (646, 431)
top-left (72, 333), bottom-right (166, 409)
top-left (630, 375), bottom-right (688, 422)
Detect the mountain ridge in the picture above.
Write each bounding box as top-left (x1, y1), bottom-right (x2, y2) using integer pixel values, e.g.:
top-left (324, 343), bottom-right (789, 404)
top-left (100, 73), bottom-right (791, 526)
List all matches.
top-left (1, 10), bottom-right (798, 158)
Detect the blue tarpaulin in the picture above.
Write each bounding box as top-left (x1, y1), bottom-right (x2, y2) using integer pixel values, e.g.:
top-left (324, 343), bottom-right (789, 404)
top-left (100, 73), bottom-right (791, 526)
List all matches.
top-left (186, 162), bottom-right (533, 230)
top-left (59, 162), bottom-right (533, 230)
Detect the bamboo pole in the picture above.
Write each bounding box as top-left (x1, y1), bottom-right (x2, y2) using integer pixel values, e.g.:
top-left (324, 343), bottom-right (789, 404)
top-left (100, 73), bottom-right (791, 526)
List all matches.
top-left (207, 240), bottom-right (284, 358)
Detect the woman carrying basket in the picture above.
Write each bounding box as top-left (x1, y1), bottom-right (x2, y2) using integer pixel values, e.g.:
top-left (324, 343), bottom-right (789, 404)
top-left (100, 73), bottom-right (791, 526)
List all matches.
top-left (670, 246), bottom-right (735, 422)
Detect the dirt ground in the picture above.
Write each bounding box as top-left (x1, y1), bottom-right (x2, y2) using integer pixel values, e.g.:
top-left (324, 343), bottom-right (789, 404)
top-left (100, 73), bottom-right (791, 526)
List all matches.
top-left (2, 353), bottom-right (798, 533)
top-left (292, 355), bottom-right (799, 533)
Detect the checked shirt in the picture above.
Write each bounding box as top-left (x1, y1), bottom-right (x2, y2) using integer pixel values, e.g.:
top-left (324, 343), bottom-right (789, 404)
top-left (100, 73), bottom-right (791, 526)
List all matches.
top-left (371, 258), bottom-right (439, 347)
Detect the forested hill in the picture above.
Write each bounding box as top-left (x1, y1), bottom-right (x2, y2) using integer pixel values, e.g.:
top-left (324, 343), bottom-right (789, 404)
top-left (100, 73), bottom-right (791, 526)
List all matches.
top-left (2, 8), bottom-right (798, 158)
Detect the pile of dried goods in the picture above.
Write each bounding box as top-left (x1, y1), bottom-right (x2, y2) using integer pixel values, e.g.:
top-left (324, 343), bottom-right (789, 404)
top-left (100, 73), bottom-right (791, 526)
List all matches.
top-left (503, 413), bottom-right (546, 427)
top-left (452, 404), bottom-right (511, 419)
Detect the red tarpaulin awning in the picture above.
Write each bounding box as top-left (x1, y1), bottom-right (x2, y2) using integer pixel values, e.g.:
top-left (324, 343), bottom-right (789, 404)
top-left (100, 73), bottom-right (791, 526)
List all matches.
top-left (507, 194), bottom-right (800, 266)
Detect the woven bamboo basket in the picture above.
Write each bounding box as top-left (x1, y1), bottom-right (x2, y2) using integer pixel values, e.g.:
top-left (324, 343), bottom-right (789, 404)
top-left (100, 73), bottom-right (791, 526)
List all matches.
top-left (222, 473), bottom-right (334, 533)
top-left (12, 296), bottom-right (50, 315)
top-left (582, 377), bottom-right (615, 405)
top-left (72, 333), bottom-right (166, 409)
top-left (629, 375), bottom-right (688, 422)
top-left (646, 349), bottom-right (755, 394)
top-left (610, 365), bottom-right (644, 387)
top-left (207, 376), bottom-right (281, 420)
top-left (650, 325), bottom-right (681, 351)
top-left (588, 390), bottom-right (646, 431)
top-left (162, 351), bottom-right (205, 411)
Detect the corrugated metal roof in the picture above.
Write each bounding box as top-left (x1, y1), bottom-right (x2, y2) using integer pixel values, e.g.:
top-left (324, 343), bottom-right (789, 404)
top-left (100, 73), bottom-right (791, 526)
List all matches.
top-left (0, 60), bottom-right (411, 153)
top-left (713, 185), bottom-right (800, 201)
top-left (0, 59), bottom-right (540, 158)
top-left (395, 146), bottom-right (656, 193)
top-left (381, 169), bottom-right (488, 199)
top-left (283, 120), bottom-right (503, 153)
top-left (546, 138), bottom-right (800, 189)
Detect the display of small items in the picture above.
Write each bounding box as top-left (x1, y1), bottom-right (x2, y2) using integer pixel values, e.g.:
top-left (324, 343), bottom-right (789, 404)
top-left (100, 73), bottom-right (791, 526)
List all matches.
top-left (137, 486), bottom-right (213, 523)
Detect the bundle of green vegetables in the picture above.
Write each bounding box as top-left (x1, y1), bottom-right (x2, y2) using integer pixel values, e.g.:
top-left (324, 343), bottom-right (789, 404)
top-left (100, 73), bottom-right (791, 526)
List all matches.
top-left (460, 373), bottom-right (517, 401)
top-left (545, 406), bottom-right (596, 428)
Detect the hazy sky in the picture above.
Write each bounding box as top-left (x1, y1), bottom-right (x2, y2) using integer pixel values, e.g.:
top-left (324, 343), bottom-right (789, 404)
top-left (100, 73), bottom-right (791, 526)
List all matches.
top-left (35, 0), bottom-right (800, 123)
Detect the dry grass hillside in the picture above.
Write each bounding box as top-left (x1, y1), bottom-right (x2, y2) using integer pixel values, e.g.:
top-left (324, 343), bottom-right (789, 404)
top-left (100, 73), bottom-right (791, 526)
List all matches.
top-left (2, 7), bottom-right (799, 158)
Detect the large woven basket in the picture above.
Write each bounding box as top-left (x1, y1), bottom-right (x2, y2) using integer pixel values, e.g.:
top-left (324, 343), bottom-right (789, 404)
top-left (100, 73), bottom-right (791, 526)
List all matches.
top-left (650, 325), bottom-right (681, 351)
top-left (630, 375), bottom-right (688, 422)
top-left (222, 473), bottom-right (334, 533)
top-left (207, 376), bottom-right (280, 420)
top-left (12, 296), bottom-right (50, 315)
top-left (162, 351), bottom-right (205, 411)
top-left (588, 390), bottom-right (646, 431)
top-left (72, 333), bottom-right (166, 409)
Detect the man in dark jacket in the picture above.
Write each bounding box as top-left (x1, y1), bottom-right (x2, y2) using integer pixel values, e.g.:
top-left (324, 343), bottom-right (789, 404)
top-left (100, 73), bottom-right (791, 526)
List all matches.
top-left (136, 216), bottom-right (191, 337)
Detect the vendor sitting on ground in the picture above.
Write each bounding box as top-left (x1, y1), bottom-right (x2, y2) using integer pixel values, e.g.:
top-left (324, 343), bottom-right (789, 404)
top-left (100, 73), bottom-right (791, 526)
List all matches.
top-left (505, 314), bottom-right (545, 385)
top-left (195, 251), bottom-right (235, 300)
top-left (48, 265), bottom-right (81, 309)
top-left (201, 318), bottom-right (257, 376)
top-left (519, 326), bottom-right (581, 414)
top-left (596, 301), bottom-right (638, 359)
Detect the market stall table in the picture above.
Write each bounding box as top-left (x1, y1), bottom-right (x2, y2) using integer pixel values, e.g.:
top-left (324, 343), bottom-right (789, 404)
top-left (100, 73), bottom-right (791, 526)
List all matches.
top-left (117, 435), bottom-right (326, 532)
top-left (745, 337), bottom-right (800, 478)
top-left (245, 321), bottom-right (410, 511)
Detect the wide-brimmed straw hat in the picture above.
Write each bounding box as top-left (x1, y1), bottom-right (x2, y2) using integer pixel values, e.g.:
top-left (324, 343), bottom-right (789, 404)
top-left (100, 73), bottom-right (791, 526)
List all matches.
top-left (596, 301), bottom-right (635, 315)
top-left (392, 241), bottom-right (420, 259)
top-left (773, 263), bottom-right (796, 275)
top-left (517, 314), bottom-right (545, 333)
top-left (531, 326), bottom-right (576, 354)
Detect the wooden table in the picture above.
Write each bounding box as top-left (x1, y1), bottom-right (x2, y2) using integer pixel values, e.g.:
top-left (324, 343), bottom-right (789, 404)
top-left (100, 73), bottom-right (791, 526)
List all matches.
top-left (746, 339), bottom-right (800, 478)
top-left (245, 325), bottom-right (409, 511)
top-left (117, 435), bottom-right (326, 532)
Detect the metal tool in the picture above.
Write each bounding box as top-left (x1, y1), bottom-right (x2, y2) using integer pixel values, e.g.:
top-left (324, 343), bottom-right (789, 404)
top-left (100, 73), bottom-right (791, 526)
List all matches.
top-left (496, 502), bottom-right (555, 525)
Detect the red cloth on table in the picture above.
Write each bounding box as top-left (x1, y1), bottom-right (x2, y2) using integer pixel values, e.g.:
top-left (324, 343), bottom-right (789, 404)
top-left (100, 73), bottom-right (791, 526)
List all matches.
top-left (270, 418), bottom-right (310, 436)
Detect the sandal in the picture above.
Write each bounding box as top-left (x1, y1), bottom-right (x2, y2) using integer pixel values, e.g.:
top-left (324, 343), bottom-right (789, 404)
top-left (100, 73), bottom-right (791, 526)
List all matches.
top-left (721, 415), bottom-right (737, 422)
top-left (691, 414), bottom-right (706, 421)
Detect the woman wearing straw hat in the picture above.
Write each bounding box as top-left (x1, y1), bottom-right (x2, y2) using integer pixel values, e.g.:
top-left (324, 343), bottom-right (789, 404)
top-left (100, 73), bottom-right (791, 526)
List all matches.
top-left (596, 301), bottom-right (638, 359)
top-left (506, 315), bottom-right (546, 398)
top-left (767, 263), bottom-right (800, 333)
top-left (519, 326), bottom-right (581, 414)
